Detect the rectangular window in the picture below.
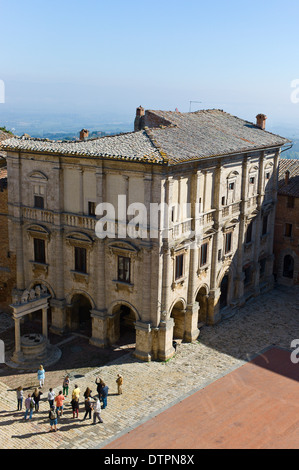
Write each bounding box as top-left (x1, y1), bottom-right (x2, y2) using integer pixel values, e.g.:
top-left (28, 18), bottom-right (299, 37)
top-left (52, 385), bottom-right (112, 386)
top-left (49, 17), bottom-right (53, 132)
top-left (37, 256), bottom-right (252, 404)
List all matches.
top-left (118, 256), bottom-right (130, 283)
top-left (200, 243), bottom-right (208, 267)
top-left (75, 246), bottom-right (87, 273)
top-left (285, 223), bottom-right (293, 237)
top-left (245, 221), bottom-right (253, 244)
top-left (88, 201), bottom-right (96, 216)
top-left (260, 258), bottom-right (266, 277)
top-left (243, 266), bottom-right (252, 286)
top-left (249, 177), bottom-right (255, 184)
top-left (287, 196), bottom-right (295, 209)
top-left (34, 238), bottom-right (45, 264)
top-left (175, 253), bottom-right (184, 280)
top-left (34, 195), bottom-right (44, 209)
top-left (262, 214), bottom-right (268, 236)
top-left (266, 172), bottom-right (270, 180)
top-left (228, 182), bottom-right (235, 190)
top-left (221, 196), bottom-right (225, 206)
top-left (225, 232), bottom-right (232, 254)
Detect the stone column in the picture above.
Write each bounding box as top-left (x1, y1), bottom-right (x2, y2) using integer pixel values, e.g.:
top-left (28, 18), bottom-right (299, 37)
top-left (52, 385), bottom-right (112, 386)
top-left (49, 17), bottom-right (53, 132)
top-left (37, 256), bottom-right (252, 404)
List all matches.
top-left (134, 321), bottom-right (152, 362)
top-left (158, 317), bottom-right (175, 361)
top-left (79, 168), bottom-right (84, 215)
top-left (49, 299), bottom-right (67, 335)
top-left (42, 307), bottom-right (48, 340)
top-left (90, 168), bottom-right (108, 347)
top-left (90, 309), bottom-right (108, 348)
top-left (12, 316), bottom-right (24, 362)
top-left (209, 163), bottom-right (222, 324)
top-left (253, 151), bottom-right (265, 294)
top-left (185, 171), bottom-right (200, 341)
top-left (235, 156), bottom-right (249, 303)
top-left (50, 164), bottom-right (67, 335)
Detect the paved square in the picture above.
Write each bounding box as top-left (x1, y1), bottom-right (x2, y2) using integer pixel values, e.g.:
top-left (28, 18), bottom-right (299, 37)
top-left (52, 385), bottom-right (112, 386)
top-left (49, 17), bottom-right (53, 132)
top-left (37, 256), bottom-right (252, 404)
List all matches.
top-left (0, 284), bottom-right (298, 449)
top-left (103, 347), bottom-right (299, 449)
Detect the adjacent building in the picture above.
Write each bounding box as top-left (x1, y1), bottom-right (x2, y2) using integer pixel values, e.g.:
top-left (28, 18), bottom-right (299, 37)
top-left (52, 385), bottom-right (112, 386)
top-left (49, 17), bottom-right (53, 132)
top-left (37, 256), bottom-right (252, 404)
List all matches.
top-left (2, 108), bottom-right (289, 362)
top-left (273, 159), bottom-right (299, 285)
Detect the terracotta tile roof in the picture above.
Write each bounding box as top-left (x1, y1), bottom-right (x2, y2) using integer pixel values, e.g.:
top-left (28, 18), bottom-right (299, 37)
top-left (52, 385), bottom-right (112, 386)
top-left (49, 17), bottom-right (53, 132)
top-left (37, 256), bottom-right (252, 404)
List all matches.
top-left (1, 110), bottom-right (290, 165)
top-left (145, 109), bottom-right (290, 163)
top-left (278, 159), bottom-right (299, 198)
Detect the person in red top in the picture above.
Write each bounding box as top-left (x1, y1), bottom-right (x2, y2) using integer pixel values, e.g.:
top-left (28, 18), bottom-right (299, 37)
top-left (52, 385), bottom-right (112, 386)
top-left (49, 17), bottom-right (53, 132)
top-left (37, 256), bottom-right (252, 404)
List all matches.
top-left (54, 391), bottom-right (65, 417)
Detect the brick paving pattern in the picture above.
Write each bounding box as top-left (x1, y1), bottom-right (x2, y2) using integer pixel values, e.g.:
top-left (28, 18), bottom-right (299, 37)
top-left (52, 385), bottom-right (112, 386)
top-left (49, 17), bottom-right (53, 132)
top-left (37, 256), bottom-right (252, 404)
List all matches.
top-left (0, 284), bottom-right (298, 449)
top-left (103, 347), bottom-right (299, 449)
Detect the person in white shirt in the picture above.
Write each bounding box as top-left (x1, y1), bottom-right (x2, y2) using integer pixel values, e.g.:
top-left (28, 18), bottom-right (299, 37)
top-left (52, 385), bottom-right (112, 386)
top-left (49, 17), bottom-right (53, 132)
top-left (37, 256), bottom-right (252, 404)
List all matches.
top-left (48, 388), bottom-right (55, 408)
top-left (92, 398), bottom-right (103, 424)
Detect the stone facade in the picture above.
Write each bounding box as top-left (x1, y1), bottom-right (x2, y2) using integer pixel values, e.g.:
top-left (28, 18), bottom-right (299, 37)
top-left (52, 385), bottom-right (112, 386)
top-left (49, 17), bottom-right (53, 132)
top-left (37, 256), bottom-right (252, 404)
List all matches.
top-left (0, 166), bottom-right (17, 311)
top-left (3, 108), bottom-right (289, 361)
top-left (273, 159), bottom-right (299, 285)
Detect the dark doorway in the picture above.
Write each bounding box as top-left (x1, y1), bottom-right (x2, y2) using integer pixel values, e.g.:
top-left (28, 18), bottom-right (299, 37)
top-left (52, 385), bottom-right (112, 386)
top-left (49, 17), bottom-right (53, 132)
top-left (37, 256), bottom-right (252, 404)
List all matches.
top-left (112, 304), bottom-right (136, 348)
top-left (220, 274), bottom-right (229, 309)
top-left (196, 287), bottom-right (208, 324)
top-left (283, 255), bottom-right (294, 279)
top-left (70, 294), bottom-right (92, 336)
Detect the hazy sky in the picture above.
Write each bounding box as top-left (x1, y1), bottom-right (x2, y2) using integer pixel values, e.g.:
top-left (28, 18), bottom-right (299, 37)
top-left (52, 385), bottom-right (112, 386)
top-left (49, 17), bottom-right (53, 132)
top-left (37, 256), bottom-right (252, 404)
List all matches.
top-left (1, 0), bottom-right (299, 129)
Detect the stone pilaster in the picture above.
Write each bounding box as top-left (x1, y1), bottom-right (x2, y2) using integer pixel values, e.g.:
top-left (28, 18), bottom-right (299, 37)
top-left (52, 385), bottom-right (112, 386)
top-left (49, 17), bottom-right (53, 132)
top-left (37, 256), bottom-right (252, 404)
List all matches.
top-left (134, 320), bottom-right (152, 362)
top-left (89, 309), bottom-right (109, 348)
top-left (158, 318), bottom-right (175, 361)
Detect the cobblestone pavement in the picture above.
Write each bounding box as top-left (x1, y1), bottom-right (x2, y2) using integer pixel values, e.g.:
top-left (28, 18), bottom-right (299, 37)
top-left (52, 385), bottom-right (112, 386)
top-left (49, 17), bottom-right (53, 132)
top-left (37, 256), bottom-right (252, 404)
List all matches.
top-left (0, 284), bottom-right (298, 449)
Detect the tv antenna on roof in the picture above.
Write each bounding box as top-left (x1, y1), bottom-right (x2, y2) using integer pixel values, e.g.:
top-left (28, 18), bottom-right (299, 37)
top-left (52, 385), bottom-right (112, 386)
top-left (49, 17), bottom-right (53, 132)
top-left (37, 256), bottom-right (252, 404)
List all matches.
top-left (189, 101), bottom-right (202, 112)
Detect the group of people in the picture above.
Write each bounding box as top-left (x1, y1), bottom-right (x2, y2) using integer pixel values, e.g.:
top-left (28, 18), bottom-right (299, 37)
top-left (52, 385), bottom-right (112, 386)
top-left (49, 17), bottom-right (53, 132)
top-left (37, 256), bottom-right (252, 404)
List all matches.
top-left (16, 364), bottom-right (124, 432)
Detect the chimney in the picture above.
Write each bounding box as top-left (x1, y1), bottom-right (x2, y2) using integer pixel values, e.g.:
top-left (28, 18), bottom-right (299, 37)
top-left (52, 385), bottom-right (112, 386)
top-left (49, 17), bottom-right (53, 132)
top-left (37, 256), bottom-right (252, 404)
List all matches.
top-left (79, 129), bottom-right (89, 141)
top-left (285, 170), bottom-right (290, 185)
top-left (134, 106), bottom-right (145, 132)
top-left (256, 114), bottom-right (267, 130)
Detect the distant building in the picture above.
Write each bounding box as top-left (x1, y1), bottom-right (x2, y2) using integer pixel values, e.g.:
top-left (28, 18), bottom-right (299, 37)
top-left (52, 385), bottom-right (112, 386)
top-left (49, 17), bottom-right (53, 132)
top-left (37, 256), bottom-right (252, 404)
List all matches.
top-left (273, 159), bottom-right (299, 285)
top-left (3, 108), bottom-right (289, 362)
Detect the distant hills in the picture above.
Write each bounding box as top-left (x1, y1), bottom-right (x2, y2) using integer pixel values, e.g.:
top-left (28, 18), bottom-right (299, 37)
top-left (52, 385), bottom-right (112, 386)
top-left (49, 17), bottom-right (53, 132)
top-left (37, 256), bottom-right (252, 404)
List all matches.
top-left (280, 138), bottom-right (299, 160)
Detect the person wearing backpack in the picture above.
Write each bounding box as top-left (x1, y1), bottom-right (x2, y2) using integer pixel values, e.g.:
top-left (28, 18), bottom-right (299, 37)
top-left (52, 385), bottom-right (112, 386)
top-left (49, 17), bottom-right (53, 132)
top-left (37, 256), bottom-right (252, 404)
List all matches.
top-left (49, 405), bottom-right (58, 432)
top-left (24, 394), bottom-right (35, 420)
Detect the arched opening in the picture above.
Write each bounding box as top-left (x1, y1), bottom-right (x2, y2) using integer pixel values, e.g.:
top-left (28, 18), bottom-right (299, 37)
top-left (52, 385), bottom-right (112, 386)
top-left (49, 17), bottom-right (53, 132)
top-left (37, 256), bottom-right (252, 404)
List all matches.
top-left (69, 294), bottom-right (92, 336)
top-left (283, 255), bottom-right (294, 279)
top-left (196, 286), bottom-right (209, 324)
top-left (219, 274), bottom-right (229, 310)
top-left (111, 303), bottom-right (136, 348)
top-left (170, 300), bottom-right (185, 341)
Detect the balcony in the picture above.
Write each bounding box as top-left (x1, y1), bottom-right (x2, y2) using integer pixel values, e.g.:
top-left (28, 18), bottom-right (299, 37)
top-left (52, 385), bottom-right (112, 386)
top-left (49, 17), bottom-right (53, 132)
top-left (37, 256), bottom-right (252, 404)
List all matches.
top-left (22, 207), bottom-right (97, 231)
top-left (23, 207), bottom-right (54, 224)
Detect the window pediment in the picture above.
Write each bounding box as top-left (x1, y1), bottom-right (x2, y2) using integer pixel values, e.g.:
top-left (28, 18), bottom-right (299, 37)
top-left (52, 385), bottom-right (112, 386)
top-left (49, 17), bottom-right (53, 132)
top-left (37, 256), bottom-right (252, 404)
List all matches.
top-left (108, 241), bottom-right (139, 257)
top-left (28, 171), bottom-right (48, 181)
top-left (66, 232), bottom-right (94, 247)
top-left (26, 224), bottom-right (50, 240)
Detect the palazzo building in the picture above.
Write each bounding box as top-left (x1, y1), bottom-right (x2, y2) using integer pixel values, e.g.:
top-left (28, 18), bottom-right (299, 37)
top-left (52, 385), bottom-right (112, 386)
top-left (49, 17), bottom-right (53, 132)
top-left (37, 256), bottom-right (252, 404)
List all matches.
top-left (2, 108), bottom-right (289, 361)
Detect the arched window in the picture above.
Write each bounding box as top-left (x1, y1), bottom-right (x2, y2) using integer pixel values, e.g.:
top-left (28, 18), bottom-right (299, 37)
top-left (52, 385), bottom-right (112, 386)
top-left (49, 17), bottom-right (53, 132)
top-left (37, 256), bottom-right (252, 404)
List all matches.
top-left (283, 255), bottom-right (294, 279)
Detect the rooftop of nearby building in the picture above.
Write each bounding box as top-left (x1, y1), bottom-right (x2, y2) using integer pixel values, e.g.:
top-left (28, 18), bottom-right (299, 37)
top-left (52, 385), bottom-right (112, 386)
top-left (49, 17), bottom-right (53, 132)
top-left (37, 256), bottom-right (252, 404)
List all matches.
top-left (1, 109), bottom-right (290, 165)
top-left (278, 159), bottom-right (299, 198)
